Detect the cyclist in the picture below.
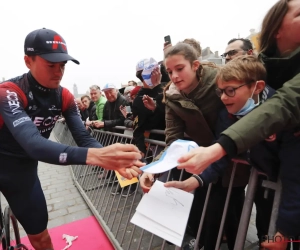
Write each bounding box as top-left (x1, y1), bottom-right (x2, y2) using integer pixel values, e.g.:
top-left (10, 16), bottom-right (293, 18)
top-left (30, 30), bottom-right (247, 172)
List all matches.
top-left (0, 28), bottom-right (143, 250)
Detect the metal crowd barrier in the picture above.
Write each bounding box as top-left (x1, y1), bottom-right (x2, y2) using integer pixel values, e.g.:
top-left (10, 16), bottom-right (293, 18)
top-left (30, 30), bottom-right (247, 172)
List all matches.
top-left (52, 122), bottom-right (282, 250)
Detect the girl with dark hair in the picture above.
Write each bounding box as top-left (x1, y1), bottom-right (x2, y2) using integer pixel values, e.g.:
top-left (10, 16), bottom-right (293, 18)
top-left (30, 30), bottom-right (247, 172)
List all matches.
top-left (140, 42), bottom-right (249, 249)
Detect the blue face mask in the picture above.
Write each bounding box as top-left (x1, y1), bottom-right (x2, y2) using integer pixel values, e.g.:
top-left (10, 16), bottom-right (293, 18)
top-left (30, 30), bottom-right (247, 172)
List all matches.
top-left (234, 82), bottom-right (260, 116)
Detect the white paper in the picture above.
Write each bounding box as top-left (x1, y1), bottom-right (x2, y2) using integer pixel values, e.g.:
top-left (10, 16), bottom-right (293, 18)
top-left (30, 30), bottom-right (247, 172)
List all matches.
top-left (131, 212), bottom-right (182, 246)
top-left (130, 181), bottom-right (194, 246)
top-left (141, 139), bottom-right (199, 174)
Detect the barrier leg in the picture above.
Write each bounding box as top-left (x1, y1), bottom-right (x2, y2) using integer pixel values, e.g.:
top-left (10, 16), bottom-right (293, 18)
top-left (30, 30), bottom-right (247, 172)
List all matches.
top-left (194, 183), bottom-right (213, 250)
top-left (215, 162), bottom-right (237, 250)
top-left (261, 178), bottom-right (282, 236)
top-left (234, 168), bottom-right (258, 250)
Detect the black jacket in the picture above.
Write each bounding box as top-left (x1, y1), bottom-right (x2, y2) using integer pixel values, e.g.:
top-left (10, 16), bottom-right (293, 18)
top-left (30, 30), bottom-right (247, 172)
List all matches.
top-left (132, 84), bottom-right (166, 154)
top-left (87, 101), bottom-right (97, 121)
top-left (103, 92), bottom-right (128, 131)
top-left (80, 109), bottom-right (89, 122)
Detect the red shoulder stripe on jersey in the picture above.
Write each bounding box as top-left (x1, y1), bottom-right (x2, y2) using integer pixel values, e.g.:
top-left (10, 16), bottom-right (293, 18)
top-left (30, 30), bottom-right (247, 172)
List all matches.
top-left (0, 82), bottom-right (28, 108)
top-left (0, 82), bottom-right (28, 129)
top-left (62, 87), bottom-right (76, 113)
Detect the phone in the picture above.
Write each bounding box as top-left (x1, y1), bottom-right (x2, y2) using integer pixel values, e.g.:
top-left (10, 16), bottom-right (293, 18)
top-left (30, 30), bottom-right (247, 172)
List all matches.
top-left (164, 35), bottom-right (171, 45)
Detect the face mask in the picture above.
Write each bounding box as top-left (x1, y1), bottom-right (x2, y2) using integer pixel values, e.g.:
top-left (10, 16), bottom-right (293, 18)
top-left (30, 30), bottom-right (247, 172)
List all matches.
top-left (234, 82), bottom-right (260, 116)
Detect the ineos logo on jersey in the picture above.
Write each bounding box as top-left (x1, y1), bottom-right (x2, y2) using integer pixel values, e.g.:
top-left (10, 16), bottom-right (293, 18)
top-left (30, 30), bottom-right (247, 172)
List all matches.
top-left (6, 90), bottom-right (21, 115)
top-left (33, 115), bottom-right (60, 127)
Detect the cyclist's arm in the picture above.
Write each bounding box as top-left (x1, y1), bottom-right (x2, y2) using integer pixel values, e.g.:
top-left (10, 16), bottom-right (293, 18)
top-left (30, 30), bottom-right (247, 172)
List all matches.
top-left (0, 83), bottom-right (91, 165)
top-left (61, 88), bottom-right (102, 149)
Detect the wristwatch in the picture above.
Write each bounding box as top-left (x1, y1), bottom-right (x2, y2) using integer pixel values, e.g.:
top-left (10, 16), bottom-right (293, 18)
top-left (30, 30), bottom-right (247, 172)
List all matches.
top-left (192, 174), bottom-right (203, 187)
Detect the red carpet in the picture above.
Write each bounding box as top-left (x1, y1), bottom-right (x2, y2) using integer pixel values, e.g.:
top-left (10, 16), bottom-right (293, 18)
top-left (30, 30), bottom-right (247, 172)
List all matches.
top-left (20, 216), bottom-right (114, 250)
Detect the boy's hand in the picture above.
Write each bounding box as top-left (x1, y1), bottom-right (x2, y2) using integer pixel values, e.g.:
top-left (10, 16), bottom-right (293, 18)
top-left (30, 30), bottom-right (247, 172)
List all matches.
top-left (139, 173), bottom-right (154, 193)
top-left (177, 144), bottom-right (226, 174)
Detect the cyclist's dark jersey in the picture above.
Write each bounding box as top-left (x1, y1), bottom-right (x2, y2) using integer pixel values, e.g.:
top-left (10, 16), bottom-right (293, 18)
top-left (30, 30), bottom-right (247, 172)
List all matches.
top-left (0, 71), bottom-right (102, 165)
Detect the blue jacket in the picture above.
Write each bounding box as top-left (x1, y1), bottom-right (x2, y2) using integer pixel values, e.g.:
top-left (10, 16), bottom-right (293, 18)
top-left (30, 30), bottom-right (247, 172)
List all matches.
top-left (200, 85), bottom-right (300, 236)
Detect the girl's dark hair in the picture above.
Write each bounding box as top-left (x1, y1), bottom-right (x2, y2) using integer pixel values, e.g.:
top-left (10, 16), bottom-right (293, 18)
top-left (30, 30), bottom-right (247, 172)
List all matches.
top-left (259, 0), bottom-right (290, 54)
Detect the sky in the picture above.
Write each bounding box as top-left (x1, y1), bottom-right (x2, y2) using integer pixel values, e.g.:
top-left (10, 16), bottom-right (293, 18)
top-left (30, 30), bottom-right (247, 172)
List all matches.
top-left (0, 0), bottom-right (279, 94)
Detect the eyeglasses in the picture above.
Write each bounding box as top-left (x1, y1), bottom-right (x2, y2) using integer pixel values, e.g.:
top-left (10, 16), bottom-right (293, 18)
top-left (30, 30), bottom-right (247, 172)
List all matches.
top-left (221, 50), bottom-right (245, 58)
top-left (216, 83), bottom-right (249, 97)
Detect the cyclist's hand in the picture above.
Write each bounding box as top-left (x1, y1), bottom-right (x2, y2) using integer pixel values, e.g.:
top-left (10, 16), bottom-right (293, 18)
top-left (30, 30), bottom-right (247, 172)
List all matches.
top-left (117, 165), bottom-right (141, 180)
top-left (87, 143), bottom-right (145, 178)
